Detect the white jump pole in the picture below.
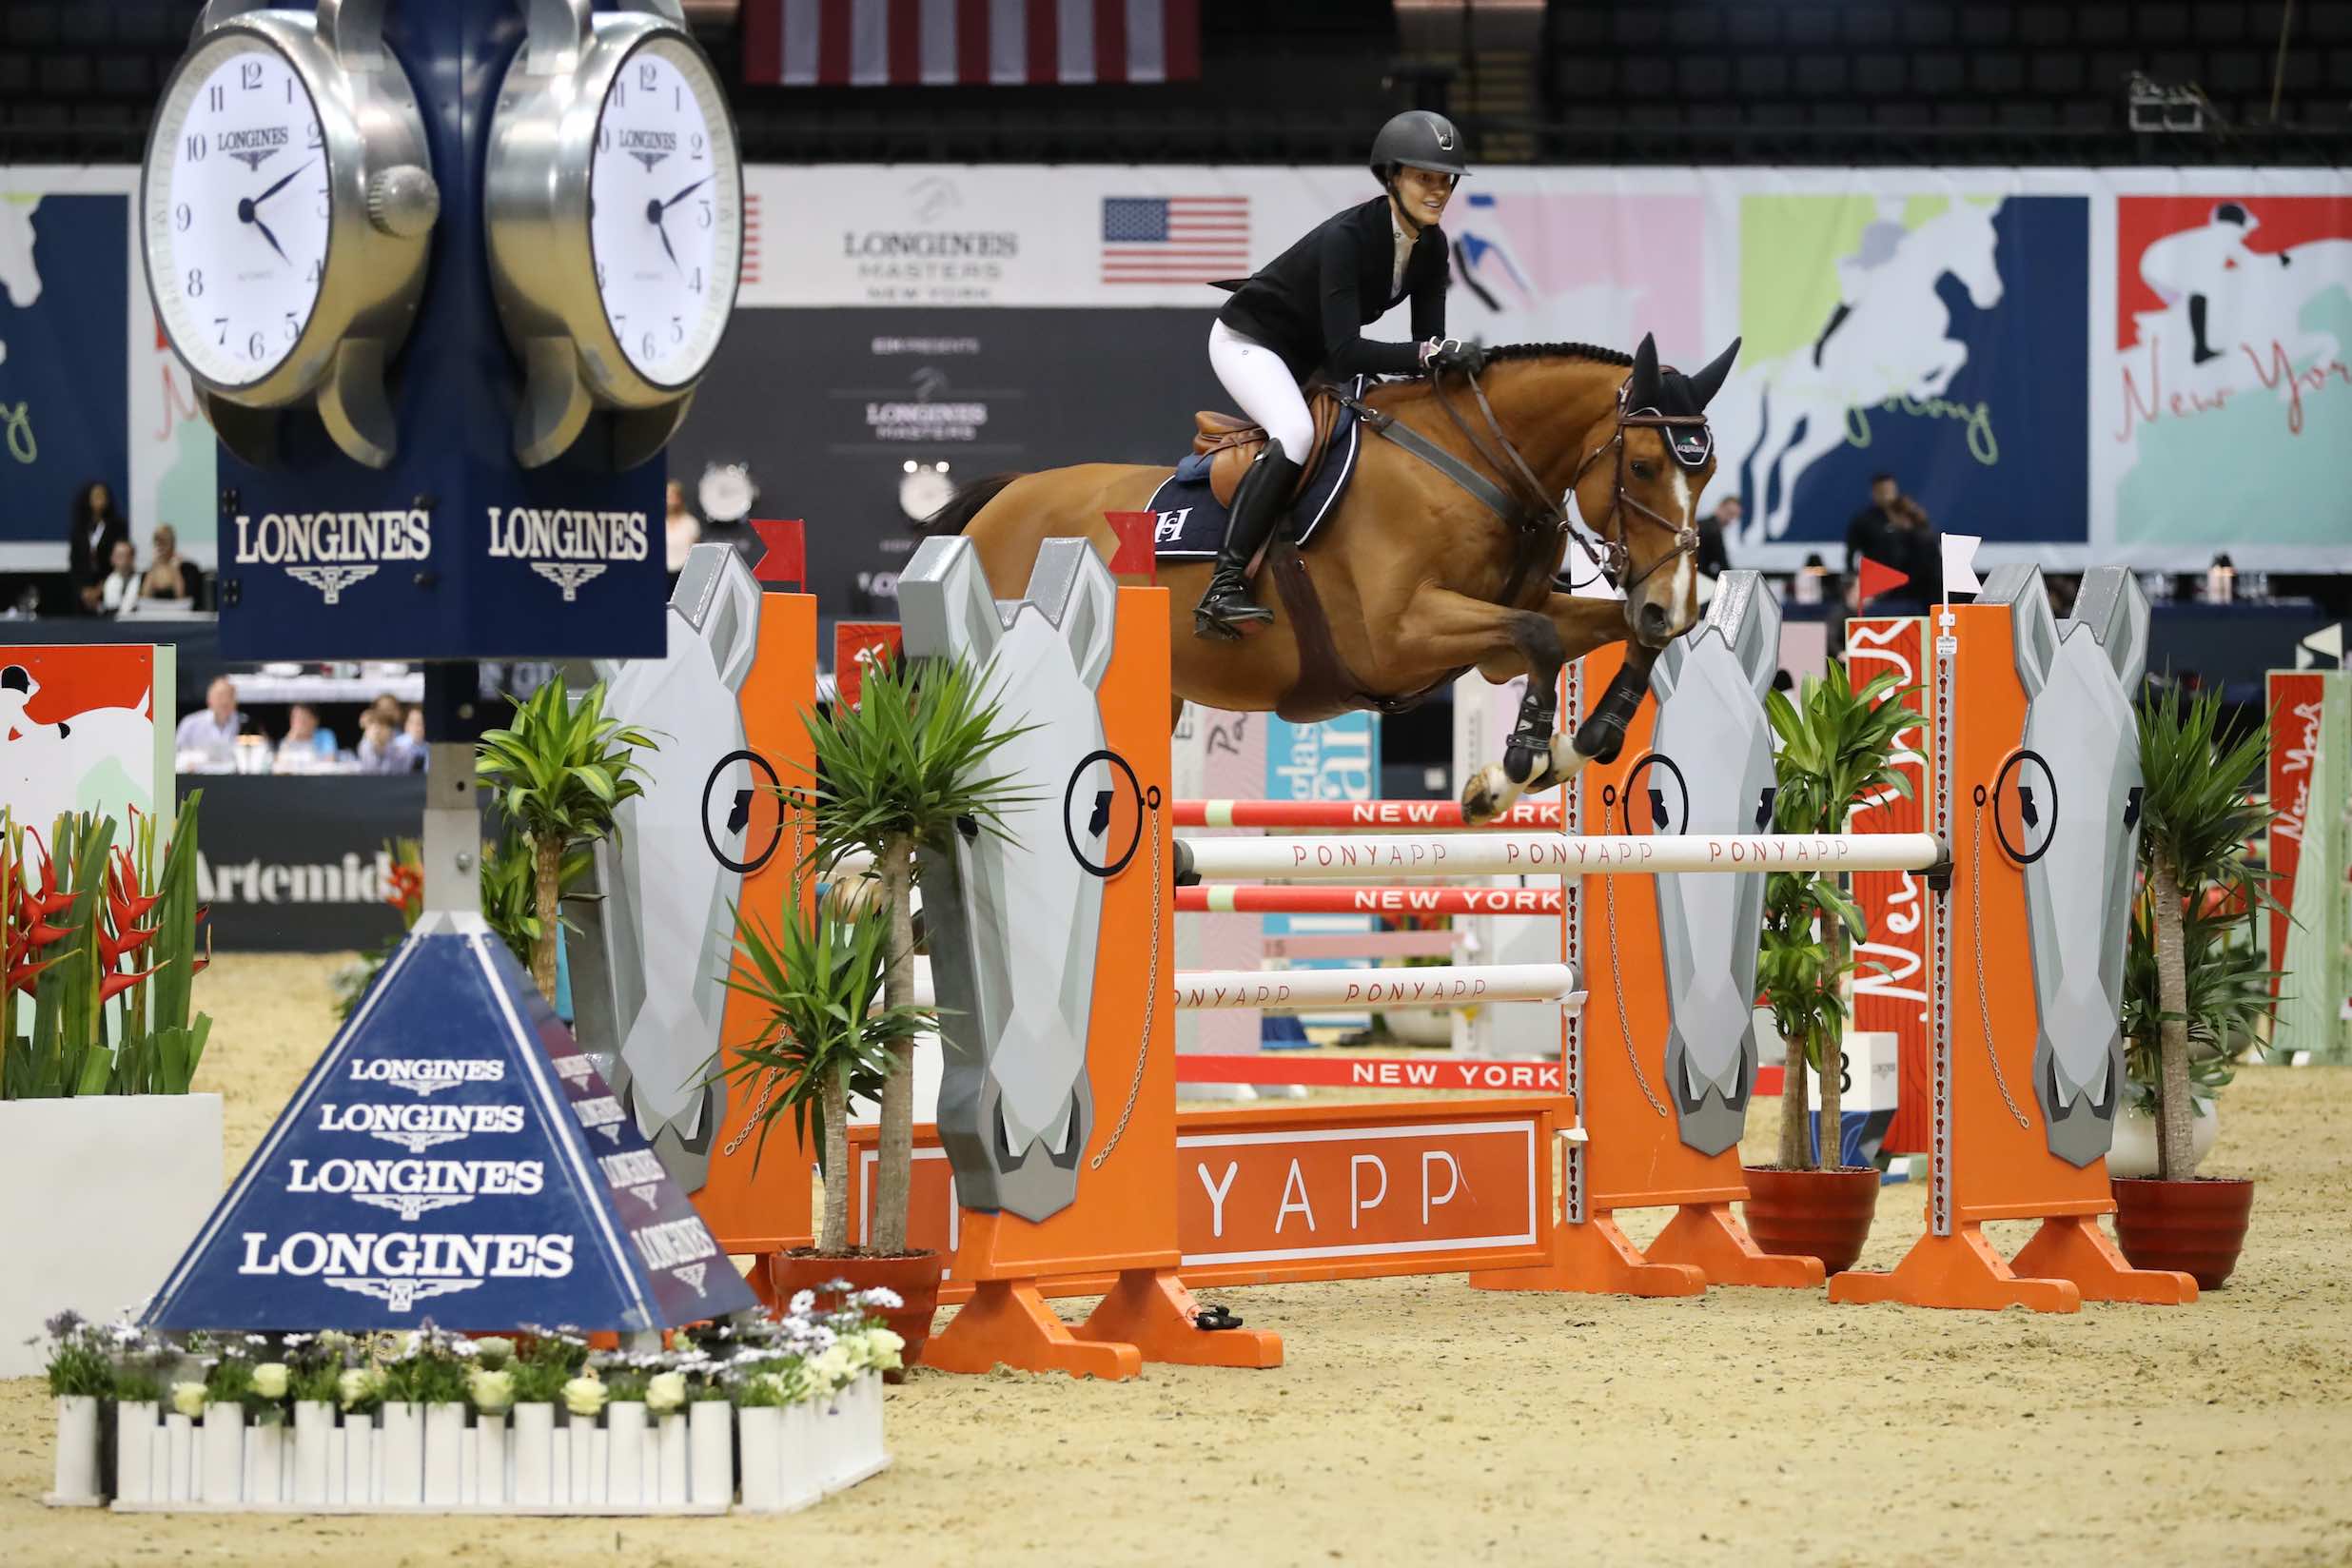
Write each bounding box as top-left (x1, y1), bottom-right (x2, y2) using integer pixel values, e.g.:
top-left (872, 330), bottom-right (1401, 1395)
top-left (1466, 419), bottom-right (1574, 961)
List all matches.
top-left (1174, 963), bottom-right (1582, 1013)
top-left (1179, 832), bottom-right (1945, 882)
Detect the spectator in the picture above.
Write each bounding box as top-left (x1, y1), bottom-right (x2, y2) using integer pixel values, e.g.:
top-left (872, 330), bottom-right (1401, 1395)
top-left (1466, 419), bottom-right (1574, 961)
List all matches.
top-left (1696, 495), bottom-right (1739, 580)
top-left (664, 480), bottom-right (701, 577)
top-left (1844, 472), bottom-right (1940, 614)
top-left (67, 480), bottom-right (129, 615)
top-left (99, 539), bottom-right (142, 615)
top-left (273, 702), bottom-right (339, 771)
top-left (138, 525), bottom-right (203, 603)
top-left (390, 704), bottom-right (428, 771)
top-left (355, 712), bottom-right (405, 774)
top-left (174, 676), bottom-right (246, 768)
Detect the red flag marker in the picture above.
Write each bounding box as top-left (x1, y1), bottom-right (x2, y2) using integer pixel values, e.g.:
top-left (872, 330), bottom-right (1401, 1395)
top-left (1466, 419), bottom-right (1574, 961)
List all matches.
top-left (833, 621), bottom-right (902, 710)
top-left (749, 518), bottom-right (806, 588)
top-left (1857, 555), bottom-right (1911, 605)
top-left (1105, 511), bottom-right (1158, 582)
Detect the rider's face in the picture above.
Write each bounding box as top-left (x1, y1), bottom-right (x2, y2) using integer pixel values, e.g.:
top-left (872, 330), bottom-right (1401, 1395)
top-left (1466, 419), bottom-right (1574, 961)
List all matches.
top-left (1392, 167), bottom-right (1456, 228)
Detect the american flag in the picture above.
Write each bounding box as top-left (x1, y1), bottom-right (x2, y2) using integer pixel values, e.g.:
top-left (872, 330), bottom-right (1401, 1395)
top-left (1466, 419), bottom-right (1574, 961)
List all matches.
top-left (1100, 195), bottom-right (1250, 285)
top-left (745, 0), bottom-right (1199, 87)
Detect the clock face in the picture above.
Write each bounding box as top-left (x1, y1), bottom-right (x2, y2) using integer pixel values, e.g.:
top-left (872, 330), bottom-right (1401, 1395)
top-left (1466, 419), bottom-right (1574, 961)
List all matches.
top-left (587, 37), bottom-right (742, 391)
top-left (143, 34), bottom-right (329, 390)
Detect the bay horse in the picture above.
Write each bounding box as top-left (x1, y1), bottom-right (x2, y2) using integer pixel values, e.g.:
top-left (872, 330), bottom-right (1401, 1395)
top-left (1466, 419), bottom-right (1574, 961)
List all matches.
top-left (921, 333), bottom-right (1741, 825)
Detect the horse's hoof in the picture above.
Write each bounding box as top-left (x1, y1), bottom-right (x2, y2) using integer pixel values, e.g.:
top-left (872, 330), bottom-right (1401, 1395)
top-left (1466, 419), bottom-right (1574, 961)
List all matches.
top-left (1525, 734), bottom-right (1588, 796)
top-left (1460, 762), bottom-right (1516, 827)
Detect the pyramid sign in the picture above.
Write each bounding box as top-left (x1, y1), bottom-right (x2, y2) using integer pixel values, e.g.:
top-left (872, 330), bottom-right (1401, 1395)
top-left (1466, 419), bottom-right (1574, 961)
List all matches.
top-left (145, 927), bottom-right (758, 1332)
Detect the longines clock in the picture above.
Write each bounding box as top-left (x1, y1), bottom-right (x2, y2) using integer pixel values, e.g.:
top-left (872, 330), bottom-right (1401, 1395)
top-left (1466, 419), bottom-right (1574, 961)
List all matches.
top-left (485, 0), bottom-right (745, 469)
top-left (140, 0), bottom-right (439, 469)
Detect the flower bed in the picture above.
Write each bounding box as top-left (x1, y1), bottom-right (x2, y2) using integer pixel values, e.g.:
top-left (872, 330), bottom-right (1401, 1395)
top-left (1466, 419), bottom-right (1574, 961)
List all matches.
top-left (37, 1287), bottom-right (902, 1515)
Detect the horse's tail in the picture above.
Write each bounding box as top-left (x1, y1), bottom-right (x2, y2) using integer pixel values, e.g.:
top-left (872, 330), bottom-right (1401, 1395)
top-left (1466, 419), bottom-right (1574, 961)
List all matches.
top-left (918, 471), bottom-right (1023, 537)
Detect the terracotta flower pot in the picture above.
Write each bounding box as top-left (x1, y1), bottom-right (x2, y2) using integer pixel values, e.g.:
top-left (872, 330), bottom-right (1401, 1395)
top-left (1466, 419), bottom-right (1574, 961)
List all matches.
top-left (767, 1248), bottom-right (944, 1376)
top-left (1741, 1166), bottom-right (1881, 1278)
top-left (2110, 1176), bottom-right (2254, 1289)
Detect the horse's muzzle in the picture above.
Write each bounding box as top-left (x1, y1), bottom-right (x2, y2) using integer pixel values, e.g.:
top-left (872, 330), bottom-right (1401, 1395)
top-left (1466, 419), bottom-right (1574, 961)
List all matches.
top-left (1634, 599), bottom-right (1676, 648)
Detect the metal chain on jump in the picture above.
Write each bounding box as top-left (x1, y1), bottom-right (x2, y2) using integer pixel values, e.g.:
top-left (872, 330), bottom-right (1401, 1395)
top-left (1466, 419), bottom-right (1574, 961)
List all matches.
top-left (1968, 801), bottom-right (2032, 1129)
top-left (1090, 795), bottom-right (1163, 1170)
top-left (1602, 788), bottom-right (1669, 1118)
top-left (722, 806), bottom-right (808, 1160)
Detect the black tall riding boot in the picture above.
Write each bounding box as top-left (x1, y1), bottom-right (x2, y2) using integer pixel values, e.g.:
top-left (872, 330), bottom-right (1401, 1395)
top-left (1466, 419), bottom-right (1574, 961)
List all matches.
top-left (1192, 448), bottom-right (1302, 640)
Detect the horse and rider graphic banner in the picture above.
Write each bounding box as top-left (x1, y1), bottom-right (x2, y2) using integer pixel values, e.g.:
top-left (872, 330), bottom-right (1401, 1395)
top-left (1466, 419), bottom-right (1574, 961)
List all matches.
top-left (5, 163), bottom-right (2345, 585)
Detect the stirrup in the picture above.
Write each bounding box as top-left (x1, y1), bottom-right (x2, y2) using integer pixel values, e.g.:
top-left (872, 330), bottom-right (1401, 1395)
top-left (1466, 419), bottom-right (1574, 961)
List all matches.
top-left (1193, 579), bottom-right (1271, 641)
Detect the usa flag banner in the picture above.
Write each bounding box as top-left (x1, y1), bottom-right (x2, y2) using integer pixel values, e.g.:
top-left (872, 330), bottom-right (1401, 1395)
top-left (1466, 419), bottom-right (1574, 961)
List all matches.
top-left (744, 0), bottom-right (1200, 87)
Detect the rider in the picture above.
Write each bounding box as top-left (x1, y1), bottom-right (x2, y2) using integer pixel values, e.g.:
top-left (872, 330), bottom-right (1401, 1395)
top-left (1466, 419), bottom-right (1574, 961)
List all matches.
top-left (1193, 109), bottom-right (1472, 639)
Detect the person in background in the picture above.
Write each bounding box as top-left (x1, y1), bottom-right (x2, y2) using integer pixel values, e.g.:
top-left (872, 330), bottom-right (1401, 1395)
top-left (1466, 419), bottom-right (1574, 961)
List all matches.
top-left (273, 702), bottom-right (338, 770)
top-left (1696, 494), bottom-right (1738, 581)
top-left (1844, 472), bottom-right (1940, 615)
top-left (99, 539), bottom-right (142, 615)
top-left (139, 525), bottom-right (203, 603)
top-left (67, 480), bottom-right (129, 615)
top-left (397, 704), bottom-right (428, 770)
top-left (664, 480), bottom-right (701, 578)
top-left (173, 676), bottom-right (246, 768)
top-left (355, 711), bottom-right (405, 774)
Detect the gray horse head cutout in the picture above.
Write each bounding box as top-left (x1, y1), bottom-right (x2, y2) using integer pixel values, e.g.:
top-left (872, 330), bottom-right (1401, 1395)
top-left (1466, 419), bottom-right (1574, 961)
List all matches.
top-left (1981, 563), bottom-right (2149, 1168)
top-left (1643, 571), bottom-right (1781, 1157)
top-left (568, 542), bottom-right (766, 1195)
top-left (900, 534), bottom-right (1119, 1223)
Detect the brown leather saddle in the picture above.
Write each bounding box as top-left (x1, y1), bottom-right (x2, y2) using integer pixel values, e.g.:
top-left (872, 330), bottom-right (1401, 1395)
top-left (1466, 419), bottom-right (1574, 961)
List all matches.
top-left (1188, 384), bottom-right (1351, 509)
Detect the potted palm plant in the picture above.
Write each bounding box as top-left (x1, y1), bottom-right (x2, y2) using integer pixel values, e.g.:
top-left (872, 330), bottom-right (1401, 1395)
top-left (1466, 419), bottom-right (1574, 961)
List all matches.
top-left (740, 649), bottom-right (1031, 1352)
top-left (475, 676), bottom-right (656, 1003)
top-left (1743, 664), bottom-right (1915, 1277)
top-left (2109, 683), bottom-right (2275, 1287)
top-left (2108, 886), bottom-right (2272, 1179)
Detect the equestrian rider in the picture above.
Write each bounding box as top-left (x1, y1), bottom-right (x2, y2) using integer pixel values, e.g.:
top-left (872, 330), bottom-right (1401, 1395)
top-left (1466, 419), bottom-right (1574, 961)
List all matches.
top-left (1194, 109), bottom-right (1475, 639)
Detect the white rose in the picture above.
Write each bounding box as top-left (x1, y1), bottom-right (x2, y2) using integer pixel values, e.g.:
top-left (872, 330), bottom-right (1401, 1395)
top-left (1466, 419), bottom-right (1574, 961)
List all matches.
top-left (473, 1336), bottom-right (517, 1368)
top-left (644, 1372), bottom-right (687, 1415)
top-left (249, 1362), bottom-right (290, 1400)
top-left (809, 1346), bottom-right (854, 1393)
top-left (468, 1366), bottom-right (515, 1416)
top-left (561, 1375), bottom-right (607, 1420)
top-left (863, 1328), bottom-right (905, 1372)
top-left (338, 1367), bottom-right (380, 1410)
top-left (169, 1382), bottom-right (207, 1420)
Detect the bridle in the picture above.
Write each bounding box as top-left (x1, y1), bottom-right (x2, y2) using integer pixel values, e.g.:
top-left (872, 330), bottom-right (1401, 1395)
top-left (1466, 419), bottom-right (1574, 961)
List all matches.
top-left (1417, 360), bottom-right (1706, 594)
top-left (1562, 379), bottom-right (1709, 592)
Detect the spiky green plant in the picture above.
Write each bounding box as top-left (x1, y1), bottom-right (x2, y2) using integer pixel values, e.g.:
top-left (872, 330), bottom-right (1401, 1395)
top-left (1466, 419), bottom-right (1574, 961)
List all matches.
top-left (800, 651), bottom-right (1035, 1252)
top-left (476, 677), bottom-right (656, 1000)
top-left (2134, 683), bottom-right (2279, 1178)
top-left (1758, 664), bottom-right (1918, 1170)
top-left (2122, 883), bottom-right (2278, 1117)
top-left (710, 882), bottom-right (917, 1254)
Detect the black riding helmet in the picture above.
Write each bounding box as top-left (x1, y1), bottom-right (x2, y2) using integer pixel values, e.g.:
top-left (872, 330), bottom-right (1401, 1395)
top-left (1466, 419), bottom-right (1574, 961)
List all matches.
top-left (1369, 110), bottom-right (1470, 182)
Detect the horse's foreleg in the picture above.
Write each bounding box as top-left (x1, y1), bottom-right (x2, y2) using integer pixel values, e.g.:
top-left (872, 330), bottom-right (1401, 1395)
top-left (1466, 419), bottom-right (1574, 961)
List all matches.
top-left (1519, 594), bottom-right (1657, 796)
top-left (1394, 586), bottom-right (1569, 826)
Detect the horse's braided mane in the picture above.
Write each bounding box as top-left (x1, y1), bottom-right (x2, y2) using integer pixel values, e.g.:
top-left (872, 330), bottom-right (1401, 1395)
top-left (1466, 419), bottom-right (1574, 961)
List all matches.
top-left (1480, 342), bottom-right (1636, 367)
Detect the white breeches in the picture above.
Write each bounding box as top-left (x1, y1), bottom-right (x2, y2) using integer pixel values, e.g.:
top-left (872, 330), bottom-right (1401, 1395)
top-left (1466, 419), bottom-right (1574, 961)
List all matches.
top-left (1207, 320), bottom-right (1315, 462)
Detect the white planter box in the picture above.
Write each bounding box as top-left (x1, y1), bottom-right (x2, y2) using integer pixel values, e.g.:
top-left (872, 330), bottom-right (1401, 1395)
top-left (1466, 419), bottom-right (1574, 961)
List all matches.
top-left (200, 1403), bottom-right (243, 1504)
top-left (245, 1422), bottom-right (285, 1505)
top-left (688, 1401), bottom-right (732, 1506)
top-left (292, 1402), bottom-right (334, 1507)
top-left (47, 1395), bottom-right (102, 1505)
top-left (114, 1401), bottom-right (158, 1506)
top-left (422, 1402), bottom-right (464, 1506)
top-left (0, 1095), bottom-right (223, 1378)
top-left (605, 1402), bottom-right (647, 1506)
top-left (512, 1404), bottom-right (555, 1507)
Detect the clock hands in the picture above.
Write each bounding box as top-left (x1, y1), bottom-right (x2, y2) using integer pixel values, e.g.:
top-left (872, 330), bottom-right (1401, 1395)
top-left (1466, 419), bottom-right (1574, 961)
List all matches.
top-left (251, 158), bottom-right (312, 209)
top-left (236, 158), bottom-right (312, 269)
top-left (657, 174), bottom-right (711, 214)
top-left (643, 174), bottom-right (710, 282)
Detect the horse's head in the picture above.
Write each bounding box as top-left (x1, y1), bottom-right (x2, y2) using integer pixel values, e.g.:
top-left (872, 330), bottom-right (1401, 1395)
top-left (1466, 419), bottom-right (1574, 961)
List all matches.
top-left (1943, 199), bottom-right (2004, 310)
top-left (1575, 333), bottom-right (1739, 650)
top-left (0, 198), bottom-right (39, 307)
top-left (1987, 563), bottom-right (2148, 1168)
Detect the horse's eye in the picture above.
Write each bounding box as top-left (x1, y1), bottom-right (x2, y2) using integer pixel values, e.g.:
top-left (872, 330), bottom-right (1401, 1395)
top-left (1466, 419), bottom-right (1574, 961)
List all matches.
top-left (1631, 461), bottom-right (1655, 480)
